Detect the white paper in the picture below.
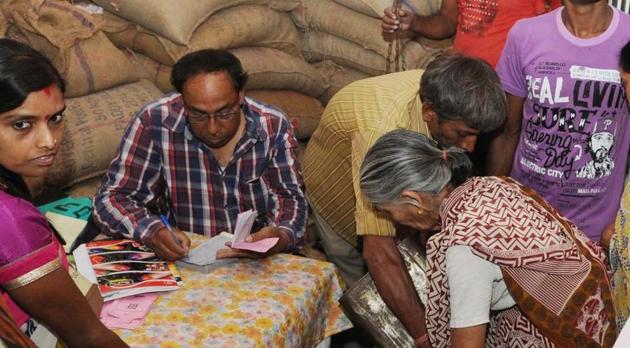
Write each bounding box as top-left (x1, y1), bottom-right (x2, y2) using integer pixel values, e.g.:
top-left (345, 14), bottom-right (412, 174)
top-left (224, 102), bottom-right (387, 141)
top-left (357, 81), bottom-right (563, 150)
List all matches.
top-left (231, 210), bottom-right (279, 253)
top-left (182, 232), bottom-right (233, 266)
top-left (72, 244), bottom-right (98, 284)
top-left (232, 210), bottom-right (257, 245)
top-left (45, 212), bottom-right (87, 252)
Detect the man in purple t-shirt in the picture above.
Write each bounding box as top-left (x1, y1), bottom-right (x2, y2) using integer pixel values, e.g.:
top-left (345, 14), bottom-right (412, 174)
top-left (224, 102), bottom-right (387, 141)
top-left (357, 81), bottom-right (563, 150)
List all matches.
top-left (490, 0), bottom-right (630, 243)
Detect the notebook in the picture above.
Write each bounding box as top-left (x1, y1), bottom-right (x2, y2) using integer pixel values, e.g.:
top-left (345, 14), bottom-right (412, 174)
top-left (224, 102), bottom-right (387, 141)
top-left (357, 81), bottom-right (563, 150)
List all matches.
top-left (73, 239), bottom-right (182, 302)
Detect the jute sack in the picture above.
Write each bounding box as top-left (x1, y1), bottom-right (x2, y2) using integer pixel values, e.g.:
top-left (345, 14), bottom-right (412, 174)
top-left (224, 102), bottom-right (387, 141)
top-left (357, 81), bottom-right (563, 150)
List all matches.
top-left (403, 39), bottom-right (446, 70)
top-left (126, 51), bottom-right (174, 93)
top-left (0, 11), bottom-right (8, 36)
top-left (104, 6), bottom-right (302, 66)
top-left (101, 12), bottom-right (181, 67)
top-left (246, 90), bottom-right (323, 140)
top-left (314, 61), bottom-right (370, 105)
top-left (129, 48), bottom-right (329, 98)
top-left (303, 31), bottom-right (445, 76)
top-left (65, 176), bottom-right (103, 199)
top-left (232, 47), bottom-right (328, 98)
top-left (291, 0), bottom-right (393, 57)
top-left (333, 0), bottom-right (442, 18)
top-left (2, 0), bottom-right (138, 97)
top-left (46, 79), bottom-right (163, 188)
top-left (302, 31), bottom-right (386, 76)
top-left (92, 0), bottom-right (299, 45)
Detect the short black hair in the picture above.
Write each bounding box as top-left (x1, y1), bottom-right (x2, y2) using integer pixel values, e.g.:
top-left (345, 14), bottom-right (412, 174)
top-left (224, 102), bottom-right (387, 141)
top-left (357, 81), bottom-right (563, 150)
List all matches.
top-left (0, 38), bottom-right (65, 114)
top-left (420, 53), bottom-right (506, 133)
top-left (621, 40), bottom-right (630, 73)
top-left (171, 49), bottom-right (248, 93)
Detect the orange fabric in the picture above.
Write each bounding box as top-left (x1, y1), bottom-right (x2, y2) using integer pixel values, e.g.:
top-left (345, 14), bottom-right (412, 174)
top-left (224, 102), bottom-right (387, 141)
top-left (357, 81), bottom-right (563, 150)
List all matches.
top-left (0, 297), bottom-right (36, 348)
top-left (453, 0), bottom-right (561, 67)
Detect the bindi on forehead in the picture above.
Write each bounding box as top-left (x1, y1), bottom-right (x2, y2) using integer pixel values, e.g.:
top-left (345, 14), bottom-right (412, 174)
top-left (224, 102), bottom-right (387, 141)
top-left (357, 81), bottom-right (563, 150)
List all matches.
top-left (43, 85), bottom-right (52, 97)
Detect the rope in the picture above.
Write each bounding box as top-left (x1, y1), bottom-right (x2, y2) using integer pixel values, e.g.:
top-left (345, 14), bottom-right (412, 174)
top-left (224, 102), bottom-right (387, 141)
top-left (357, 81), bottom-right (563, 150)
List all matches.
top-left (386, 0), bottom-right (406, 73)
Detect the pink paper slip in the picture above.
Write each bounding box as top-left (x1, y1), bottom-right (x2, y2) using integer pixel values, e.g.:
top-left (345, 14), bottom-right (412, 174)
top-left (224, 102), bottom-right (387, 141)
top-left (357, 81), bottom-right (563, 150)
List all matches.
top-left (233, 237), bottom-right (279, 253)
top-left (231, 210), bottom-right (279, 253)
top-left (100, 293), bottom-right (158, 330)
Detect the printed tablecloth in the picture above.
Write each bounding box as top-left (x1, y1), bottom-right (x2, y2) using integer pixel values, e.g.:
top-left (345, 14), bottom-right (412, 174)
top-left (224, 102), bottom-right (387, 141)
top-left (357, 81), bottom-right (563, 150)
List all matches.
top-left (114, 250), bottom-right (353, 347)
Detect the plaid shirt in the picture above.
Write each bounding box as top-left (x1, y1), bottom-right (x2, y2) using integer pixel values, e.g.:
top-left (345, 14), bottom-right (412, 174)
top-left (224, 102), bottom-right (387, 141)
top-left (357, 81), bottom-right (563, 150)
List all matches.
top-left (93, 94), bottom-right (307, 250)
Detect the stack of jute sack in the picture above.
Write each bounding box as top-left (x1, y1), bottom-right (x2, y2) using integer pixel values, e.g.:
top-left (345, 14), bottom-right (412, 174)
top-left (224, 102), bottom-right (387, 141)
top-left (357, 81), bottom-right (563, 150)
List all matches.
top-left (291, 0), bottom-right (448, 104)
top-left (0, 0), bottom-right (164, 196)
top-left (97, 0), bottom-right (327, 141)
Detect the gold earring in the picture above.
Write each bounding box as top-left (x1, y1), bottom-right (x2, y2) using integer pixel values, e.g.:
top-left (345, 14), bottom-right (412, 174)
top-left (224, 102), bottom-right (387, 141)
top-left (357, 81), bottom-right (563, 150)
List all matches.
top-left (417, 210), bottom-right (423, 215)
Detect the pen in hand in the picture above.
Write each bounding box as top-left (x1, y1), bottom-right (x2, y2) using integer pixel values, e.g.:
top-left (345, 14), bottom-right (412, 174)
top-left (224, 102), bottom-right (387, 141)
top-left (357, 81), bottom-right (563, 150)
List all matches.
top-left (159, 214), bottom-right (186, 254)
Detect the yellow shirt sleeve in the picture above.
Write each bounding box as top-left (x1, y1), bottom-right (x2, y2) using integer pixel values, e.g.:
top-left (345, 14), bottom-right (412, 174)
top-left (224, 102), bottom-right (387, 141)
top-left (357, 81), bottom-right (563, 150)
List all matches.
top-left (351, 129), bottom-right (397, 238)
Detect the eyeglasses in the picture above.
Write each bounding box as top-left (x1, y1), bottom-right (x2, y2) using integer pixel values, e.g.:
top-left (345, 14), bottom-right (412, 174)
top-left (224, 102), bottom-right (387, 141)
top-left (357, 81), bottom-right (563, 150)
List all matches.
top-left (185, 103), bottom-right (241, 122)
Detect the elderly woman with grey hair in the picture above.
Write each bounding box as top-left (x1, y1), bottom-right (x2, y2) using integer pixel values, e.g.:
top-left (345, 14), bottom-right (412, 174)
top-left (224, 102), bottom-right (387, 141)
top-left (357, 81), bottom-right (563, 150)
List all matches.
top-left (360, 129), bottom-right (617, 348)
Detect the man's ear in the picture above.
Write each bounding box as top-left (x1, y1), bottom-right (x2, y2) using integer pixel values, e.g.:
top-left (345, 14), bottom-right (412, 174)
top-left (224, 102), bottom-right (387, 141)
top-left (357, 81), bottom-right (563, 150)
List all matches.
top-left (237, 89), bottom-right (246, 105)
top-left (422, 103), bottom-right (436, 123)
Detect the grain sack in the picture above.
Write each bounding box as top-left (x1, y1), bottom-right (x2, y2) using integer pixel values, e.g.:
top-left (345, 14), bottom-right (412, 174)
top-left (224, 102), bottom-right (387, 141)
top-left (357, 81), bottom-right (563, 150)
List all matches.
top-left (403, 39), bottom-right (445, 70)
top-left (66, 176), bottom-right (104, 199)
top-left (291, 0), bottom-right (392, 57)
top-left (0, 11), bottom-right (8, 36)
top-left (101, 12), bottom-right (182, 66)
top-left (129, 48), bottom-right (328, 98)
top-left (333, 0), bottom-right (442, 18)
top-left (232, 47), bottom-right (328, 98)
top-left (104, 6), bottom-right (301, 66)
top-left (126, 51), bottom-right (174, 93)
top-left (303, 32), bottom-right (444, 76)
top-left (314, 61), bottom-right (370, 105)
top-left (46, 79), bottom-right (163, 188)
top-left (2, 0), bottom-right (138, 97)
top-left (92, 0), bottom-right (299, 45)
top-left (246, 90), bottom-right (323, 140)
top-left (302, 31), bottom-right (386, 76)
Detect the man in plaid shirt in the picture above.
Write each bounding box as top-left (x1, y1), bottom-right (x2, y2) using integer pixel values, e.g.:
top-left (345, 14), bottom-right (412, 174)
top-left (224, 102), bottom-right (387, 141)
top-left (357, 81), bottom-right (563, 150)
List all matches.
top-left (93, 50), bottom-right (307, 260)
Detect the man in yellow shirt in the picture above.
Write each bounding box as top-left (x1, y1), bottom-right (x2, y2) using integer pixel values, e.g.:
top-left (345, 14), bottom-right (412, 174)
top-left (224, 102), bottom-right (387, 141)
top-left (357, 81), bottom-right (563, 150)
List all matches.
top-left (303, 54), bottom-right (507, 345)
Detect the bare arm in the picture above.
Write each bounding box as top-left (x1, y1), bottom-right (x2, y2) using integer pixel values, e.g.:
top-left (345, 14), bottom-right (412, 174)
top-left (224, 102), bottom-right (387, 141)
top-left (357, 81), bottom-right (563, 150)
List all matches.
top-left (451, 324), bottom-right (487, 348)
top-left (9, 268), bottom-right (127, 348)
top-left (487, 94), bottom-right (524, 176)
top-left (382, 0), bottom-right (458, 39)
top-left (363, 235), bottom-right (428, 347)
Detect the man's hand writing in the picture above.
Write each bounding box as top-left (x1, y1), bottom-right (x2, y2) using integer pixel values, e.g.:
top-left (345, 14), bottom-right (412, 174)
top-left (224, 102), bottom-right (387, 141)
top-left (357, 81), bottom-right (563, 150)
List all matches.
top-left (216, 226), bottom-right (290, 259)
top-left (148, 227), bottom-right (191, 261)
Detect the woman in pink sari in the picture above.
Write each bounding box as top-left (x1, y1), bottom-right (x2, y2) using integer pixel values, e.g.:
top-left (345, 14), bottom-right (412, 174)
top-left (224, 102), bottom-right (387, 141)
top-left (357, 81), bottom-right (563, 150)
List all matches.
top-left (0, 38), bottom-right (126, 347)
top-left (359, 129), bottom-right (616, 347)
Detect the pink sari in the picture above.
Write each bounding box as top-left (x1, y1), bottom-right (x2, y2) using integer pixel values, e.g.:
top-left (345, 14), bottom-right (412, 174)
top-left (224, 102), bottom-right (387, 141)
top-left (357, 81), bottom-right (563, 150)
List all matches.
top-left (0, 190), bottom-right (68, 327)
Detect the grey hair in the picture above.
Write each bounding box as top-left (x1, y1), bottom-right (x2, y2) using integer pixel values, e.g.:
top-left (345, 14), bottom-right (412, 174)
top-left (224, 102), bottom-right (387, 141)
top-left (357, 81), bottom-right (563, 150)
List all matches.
top-left (420, 53), bottom-right (506, 132)
top-left (360, 129), bottom-right (473, 206)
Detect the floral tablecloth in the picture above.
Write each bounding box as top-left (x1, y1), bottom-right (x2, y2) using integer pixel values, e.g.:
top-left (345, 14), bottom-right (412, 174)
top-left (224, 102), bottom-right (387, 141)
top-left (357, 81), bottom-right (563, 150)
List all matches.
top-left (114, 248), bottom-right (353, 347)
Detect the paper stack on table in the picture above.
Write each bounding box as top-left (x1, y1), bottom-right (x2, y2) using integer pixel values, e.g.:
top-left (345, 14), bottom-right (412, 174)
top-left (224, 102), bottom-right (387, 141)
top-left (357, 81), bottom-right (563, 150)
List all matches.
top-left (177, 233), bottom-right (236, 272)
top-left (177, 210), bottom-right (279, 272)
top-left (73, 239), bottom-right (182, 301)
top-left (183, 232), bottom-right (234, 265)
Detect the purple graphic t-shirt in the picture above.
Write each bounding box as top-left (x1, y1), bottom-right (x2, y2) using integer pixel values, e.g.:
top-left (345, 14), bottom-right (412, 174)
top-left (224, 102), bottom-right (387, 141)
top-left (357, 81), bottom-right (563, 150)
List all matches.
top-left (497, 7), bottom-right (630, 241)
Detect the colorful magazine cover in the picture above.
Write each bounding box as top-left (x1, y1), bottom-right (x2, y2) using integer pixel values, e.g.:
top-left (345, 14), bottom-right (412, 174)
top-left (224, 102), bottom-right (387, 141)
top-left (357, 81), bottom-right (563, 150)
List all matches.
top-left (74, 239), bottom-right (182, 301)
